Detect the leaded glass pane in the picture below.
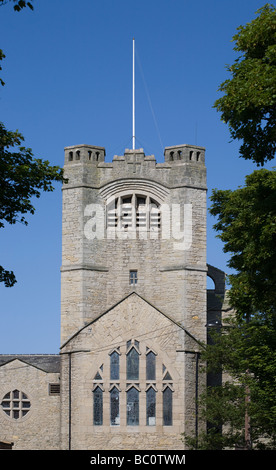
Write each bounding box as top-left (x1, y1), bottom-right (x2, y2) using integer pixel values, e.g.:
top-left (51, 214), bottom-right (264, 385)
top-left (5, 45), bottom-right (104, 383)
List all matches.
top-left (22, 401), bottom-right (31, 409)
top-left (110, 388), bottom-right (120, 425)
top-left (126, 347), bottom-right (139, 380)
top-left (1, 390), bottom-right (31, 420)
top-left (94, 371), bottom-right (102, 380)
top-left (163, 387), bottom-right (173, 426)
top-left (146, 387), bottom-right (156, 425)
top-left (127, 387), bottom-right (139, 425)
top-left (93, 387), bottom-right (103, 425)
top-left (146, 351), bottom-right (156, 380)
top-left (129, 270), bottom-right (138, 285)
top-left (110, 351), bottom-right (120, 380)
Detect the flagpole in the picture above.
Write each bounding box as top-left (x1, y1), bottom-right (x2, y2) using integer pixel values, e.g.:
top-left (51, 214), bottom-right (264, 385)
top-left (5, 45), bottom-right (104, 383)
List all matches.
top-left (132, 37), bottom-right (135, 150)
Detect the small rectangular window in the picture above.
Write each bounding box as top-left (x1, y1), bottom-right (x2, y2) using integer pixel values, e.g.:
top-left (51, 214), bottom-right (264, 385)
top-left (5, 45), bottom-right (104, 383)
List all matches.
top-left (129, 270), bottom-right (137, 286)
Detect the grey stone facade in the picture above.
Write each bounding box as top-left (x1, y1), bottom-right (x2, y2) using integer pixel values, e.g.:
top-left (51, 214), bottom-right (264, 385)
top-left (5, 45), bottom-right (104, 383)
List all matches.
top-left (0, 142), bottom-right (226, 450)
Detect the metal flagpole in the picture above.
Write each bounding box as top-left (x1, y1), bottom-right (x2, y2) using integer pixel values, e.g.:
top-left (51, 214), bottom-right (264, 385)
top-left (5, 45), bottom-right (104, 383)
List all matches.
top-left (132, 37), bottom-right (135, 150)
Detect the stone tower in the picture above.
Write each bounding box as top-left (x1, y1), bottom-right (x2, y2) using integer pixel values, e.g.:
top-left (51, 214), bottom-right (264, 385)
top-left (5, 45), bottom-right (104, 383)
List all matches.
top-left (61, 144), bottom-right (207, 344)
top-left (59, 143), bottom-right (207, 449)
top-left (0, 140), bottom-right (228, 451)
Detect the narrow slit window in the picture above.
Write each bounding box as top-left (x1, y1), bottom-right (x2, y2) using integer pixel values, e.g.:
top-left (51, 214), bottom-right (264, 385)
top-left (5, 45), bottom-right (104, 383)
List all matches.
top-left (110, 351), bottom-right (120, 380)
top-left (129, 270), bottom-right (138, 286)
top-left (127, 387), bottom-right (139, 425)
top-left (146, 387), bottom-right (156, 425)
top-left (93, 386), bottom-right (103, 425)
top-left (110, 387), bottom-right (120, 425)
top-left (127, 347), bottom-right (139, 380)
top-left (163, 387), bottom-right (173, 426)
top-left (146, 351), bottom-right (156, 380)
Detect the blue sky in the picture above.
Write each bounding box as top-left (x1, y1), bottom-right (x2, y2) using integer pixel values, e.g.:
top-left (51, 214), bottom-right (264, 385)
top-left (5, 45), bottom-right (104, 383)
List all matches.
top-left (0, 0), bottom-right (273, 353)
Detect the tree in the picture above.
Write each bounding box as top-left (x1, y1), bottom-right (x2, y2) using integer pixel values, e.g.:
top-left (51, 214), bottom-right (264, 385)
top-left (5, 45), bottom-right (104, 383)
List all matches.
top-left (214, 4), bottom-right (276, 166)
top-left (206, 169), bottom-right (276, 448)
top-left (0, 0), bottom-right (65, 287)
top-left (184, 312), bottom-right (276, 450)
top-left (210, 169), bottom-right (276, 320)
top-left (184, 171), bottom-right (276, 449)
top-left (0, 122), bottom-right (65, 287)
top-left (185, 6), bottom-right (276, 449)
top-left (0, 1), bottom-right (34, 12)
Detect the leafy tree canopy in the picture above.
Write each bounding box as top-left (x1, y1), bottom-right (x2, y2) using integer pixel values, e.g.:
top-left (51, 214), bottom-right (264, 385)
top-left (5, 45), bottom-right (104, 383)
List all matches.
top-left (187, 310), bottom-right (276, 450)
top-left (210, 168), bottom-right (276, 319)
top-left (214, 4), bottom-right (276, 165)
top-left (0, 0), bottom-right (34, 12)
top-left (0, 122), bottom-right (65, 287)
top-left (0, 0), bottom-right (66, 288)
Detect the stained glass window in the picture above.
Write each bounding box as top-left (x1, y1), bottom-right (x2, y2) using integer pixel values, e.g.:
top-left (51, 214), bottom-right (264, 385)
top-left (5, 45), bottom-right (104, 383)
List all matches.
top-left (110, 351), bottom-right (120, 380)
top-left (110, 387), bottom-right (120, 425)
top-left (163, 387), bottom-right (173, 426)
top-left (93, 387), bottom-right (103, 425)
top-left (92, 340), bottom-right (173, 428)
top-left (146, 351), bottom-right (156, 380)
top-left (126, 347), bottom-right (139, 380)
top-left (127, 387), bottom-right (139, 425)
top-left (146, 387), bottom-right (156, 426)
top-left (0, 390), bottom-right (31, 420)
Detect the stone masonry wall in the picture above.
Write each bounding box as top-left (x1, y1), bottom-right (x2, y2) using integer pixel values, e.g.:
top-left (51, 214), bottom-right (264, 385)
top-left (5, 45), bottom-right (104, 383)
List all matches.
top-left (60, 294), bottom-right (190, 450)
top-left (0, 360), bottom-right (60, 450)
top-left (61, 145), bottom-right (207, 346)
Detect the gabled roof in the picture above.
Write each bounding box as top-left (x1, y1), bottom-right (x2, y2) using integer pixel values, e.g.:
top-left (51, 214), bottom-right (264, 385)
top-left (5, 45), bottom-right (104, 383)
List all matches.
top-left (0, 354), bottom-right (60, 373)
top-left (60, 291), bottom-right (202, 350)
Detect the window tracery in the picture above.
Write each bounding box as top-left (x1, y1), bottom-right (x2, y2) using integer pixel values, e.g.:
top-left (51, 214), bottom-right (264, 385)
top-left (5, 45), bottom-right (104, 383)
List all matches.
top-left (92, 340), bottom-right (173, 427)
top-left (1, 389), bottom-right (31, 420)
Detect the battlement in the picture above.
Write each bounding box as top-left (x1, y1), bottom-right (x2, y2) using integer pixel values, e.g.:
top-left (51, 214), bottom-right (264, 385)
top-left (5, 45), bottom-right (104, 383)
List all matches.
top-left (164, 144), bottom-right (205, 164)
top-left (64, 144), bottom-right (106, 164)
top-left (63, 143), bottom-right (206, 191)
top-left (113, 148), bottom-right (156, 163)
top-left (64, 144), bottom-right (205, 167)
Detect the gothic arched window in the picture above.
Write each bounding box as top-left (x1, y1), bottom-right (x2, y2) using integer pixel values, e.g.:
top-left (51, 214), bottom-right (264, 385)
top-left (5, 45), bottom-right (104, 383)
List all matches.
top-left (126, 386), bottom-right (139, 425)
top-left (146, 386), bottom-right (156, 425)
top-left (92, 339), bottom-right (173, 428)
top-left (93, 386), bottom-right (103, 426)
top-left (110, 386), bottom-right (120, 426)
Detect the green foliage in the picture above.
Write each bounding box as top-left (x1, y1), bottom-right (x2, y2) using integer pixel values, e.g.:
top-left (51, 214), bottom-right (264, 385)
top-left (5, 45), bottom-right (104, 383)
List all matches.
top-left (214, 4), bottom-right (276, 165)
top-left (0, 0), bottom-right (34, 12)
top-left (201, 168), bottom-right (276, 449)
top-left (184, 314), bottom-right (276, 449)
top-left (0, 1), bottom-right (66, 287)
top-left (210, 169), bottom-right (276, 319)
top-left (0, 122), bottom-right (65, 286)
top-left (0, 49), bottom-right (5, 87)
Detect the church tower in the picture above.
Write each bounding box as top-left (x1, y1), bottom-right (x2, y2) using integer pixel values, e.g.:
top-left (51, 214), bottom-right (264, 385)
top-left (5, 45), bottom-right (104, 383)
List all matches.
top-left (59, 143), bottom-right (207, 449)
top-left (61, 144), bottom-right (206, 343)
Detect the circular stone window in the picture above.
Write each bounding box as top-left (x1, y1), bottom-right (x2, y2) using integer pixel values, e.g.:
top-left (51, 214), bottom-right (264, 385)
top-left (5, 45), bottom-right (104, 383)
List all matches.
top-left (1, 389), bottom-right (31, 419)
